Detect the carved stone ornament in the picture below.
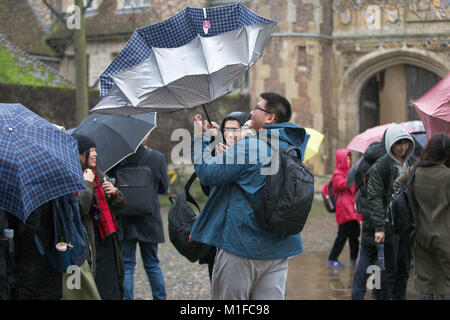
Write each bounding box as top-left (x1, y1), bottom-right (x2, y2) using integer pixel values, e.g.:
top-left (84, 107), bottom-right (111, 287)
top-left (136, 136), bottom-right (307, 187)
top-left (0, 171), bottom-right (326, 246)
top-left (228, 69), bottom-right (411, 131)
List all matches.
top-left (434, 0), bottom-right (449, 18)
top-left (408, 0), bottom-right (449, 20)
top-left (333, 0), bottom-right (410, 10)
top-left (386, 7), bottom-right (401, 26)
top-left (340, 9), bottom-right (352, 24)
top-left (364, 5), bottom-right (381, 29)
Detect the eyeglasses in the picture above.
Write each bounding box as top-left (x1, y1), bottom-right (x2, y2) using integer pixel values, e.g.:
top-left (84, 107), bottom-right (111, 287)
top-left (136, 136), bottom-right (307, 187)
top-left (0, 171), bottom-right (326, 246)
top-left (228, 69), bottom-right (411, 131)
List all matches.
top-left (223, 128), bottom-right (241, 134)
top-left (394, 139), bottom-right (410, 146)
top-left (252, 104), bottom-right (273, 115)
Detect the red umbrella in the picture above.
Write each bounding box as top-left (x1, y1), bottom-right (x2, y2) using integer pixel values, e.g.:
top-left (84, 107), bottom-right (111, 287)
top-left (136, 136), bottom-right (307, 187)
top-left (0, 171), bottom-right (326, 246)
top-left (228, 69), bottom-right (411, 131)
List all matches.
top-left (413, 72), bottom-right (450, 139)
top-left (347, 122), bottom-right (416, 153)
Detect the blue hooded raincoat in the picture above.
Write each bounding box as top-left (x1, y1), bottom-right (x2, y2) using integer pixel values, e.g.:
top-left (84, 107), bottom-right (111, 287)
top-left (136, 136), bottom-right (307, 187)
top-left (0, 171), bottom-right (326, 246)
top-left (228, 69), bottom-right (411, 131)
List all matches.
top-left (190, 122), bottom-right (306, 260)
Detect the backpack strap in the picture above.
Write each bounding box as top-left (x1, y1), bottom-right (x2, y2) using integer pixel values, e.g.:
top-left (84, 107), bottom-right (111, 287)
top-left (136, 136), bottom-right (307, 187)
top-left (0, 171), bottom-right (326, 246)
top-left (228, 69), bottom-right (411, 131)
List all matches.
top-left (406, 165), bottom-right (417, 187)
top-left (136, 149), bottom-right (153, 168)
top-left (379, 154), bottom-right (391, 189)
top-left (184, 172), bottom-right (201, 213)
top-left (285, 145), bottom-right (302, 160)
top-left (258, 133), bottom-right (303, 162)
top-left (405, 165), bottom-right (418, 239)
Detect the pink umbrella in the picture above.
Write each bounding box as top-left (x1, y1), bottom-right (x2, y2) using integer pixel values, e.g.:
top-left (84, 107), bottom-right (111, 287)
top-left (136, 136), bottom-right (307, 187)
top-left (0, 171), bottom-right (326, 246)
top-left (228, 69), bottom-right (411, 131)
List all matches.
top-left (347, 122), bottom-right (415, 153)
top-left (413, 72), bottom-right (450, 139)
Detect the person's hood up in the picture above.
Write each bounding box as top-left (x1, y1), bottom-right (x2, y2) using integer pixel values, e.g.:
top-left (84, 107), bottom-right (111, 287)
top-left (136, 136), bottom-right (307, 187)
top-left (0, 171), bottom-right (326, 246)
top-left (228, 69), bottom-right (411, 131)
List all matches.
top-left (335, 149), bottom-right (352, 173)
top-left (384, 123), bottom-right (415, 163)
top-left (263, 122), bottom-right (307, 147)
top-left (220, 112), bottom-right (250, 133)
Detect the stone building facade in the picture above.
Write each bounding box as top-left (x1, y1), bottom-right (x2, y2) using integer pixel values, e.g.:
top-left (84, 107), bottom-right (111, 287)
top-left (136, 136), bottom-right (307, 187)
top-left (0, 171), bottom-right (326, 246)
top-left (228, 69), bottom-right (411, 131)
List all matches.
top-left (241, 0), bottom-right (450, 173)
top-left (330, 0), bottom-right (449, 173)
top-left (3, 0), bottom-right (450, 174)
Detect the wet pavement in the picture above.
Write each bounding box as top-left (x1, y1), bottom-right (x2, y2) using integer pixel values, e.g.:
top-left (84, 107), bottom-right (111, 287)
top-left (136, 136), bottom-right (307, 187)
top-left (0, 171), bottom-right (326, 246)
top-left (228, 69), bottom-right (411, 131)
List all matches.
top-left (285, 251), bottom-right (418, 300)
top-left (133, 204), bottom-right (419, 300)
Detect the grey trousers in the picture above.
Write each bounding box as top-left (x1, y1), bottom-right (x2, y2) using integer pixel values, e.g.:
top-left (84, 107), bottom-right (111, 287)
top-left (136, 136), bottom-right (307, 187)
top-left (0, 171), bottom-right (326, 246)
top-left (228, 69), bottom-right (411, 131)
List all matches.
top-left (211, 248), bottom-right (289, 300)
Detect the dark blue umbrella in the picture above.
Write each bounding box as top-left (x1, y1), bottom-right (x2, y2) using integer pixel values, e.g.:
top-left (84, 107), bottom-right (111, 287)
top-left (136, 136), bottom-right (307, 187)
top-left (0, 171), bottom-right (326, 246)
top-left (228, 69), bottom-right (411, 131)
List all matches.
top-left (92, 3), bottom-right (277, 117)
top-left (73, 112), bottom-right (157, 173)
top-left (0, 103), bottom-right (85, 222)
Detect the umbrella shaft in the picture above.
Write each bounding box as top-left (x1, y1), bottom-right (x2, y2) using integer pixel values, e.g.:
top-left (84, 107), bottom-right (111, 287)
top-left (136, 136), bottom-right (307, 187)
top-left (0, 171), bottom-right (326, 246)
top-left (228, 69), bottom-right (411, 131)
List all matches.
top-left (202, 104), bottom-right (212, 124)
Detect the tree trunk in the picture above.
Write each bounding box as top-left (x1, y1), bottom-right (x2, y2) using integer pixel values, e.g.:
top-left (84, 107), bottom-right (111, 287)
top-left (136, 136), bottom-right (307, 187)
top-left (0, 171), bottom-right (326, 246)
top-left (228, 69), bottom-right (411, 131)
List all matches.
top-left (74, 0), bottom-right (89, 124)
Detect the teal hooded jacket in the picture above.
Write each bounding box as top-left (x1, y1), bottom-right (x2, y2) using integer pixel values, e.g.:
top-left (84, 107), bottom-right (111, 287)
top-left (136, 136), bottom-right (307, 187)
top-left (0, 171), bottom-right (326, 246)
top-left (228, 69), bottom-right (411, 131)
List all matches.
top-left (190, 122), bottom-right (306, 260)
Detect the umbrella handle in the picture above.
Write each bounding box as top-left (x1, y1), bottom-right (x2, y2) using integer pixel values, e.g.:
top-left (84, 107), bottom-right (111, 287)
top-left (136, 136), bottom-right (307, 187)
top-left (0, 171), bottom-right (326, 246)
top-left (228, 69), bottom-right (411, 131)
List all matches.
top-left (202, 104), bottom-right (212, 124)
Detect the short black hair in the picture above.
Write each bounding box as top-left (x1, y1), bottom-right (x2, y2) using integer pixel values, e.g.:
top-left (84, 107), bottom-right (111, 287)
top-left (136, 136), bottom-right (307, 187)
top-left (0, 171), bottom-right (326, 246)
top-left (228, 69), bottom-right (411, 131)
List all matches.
top-left (260, 92), bottom-right (292, 123)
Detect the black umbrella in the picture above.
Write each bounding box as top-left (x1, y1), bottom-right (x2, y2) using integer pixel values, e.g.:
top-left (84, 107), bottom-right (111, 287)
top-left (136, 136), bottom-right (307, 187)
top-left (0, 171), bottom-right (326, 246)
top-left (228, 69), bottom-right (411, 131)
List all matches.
top-left (73, 112), bottom-right (156, 173)
top-left (346, 157), bottom-right (362, 187)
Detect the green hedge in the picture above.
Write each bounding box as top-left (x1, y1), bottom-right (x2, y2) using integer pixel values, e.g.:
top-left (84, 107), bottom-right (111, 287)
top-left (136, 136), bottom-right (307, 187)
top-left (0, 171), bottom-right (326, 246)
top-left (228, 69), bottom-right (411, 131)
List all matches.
top-left (0, 83), bottom-right (251, 166)
top-left (0, 83), bottom-right (100, 129)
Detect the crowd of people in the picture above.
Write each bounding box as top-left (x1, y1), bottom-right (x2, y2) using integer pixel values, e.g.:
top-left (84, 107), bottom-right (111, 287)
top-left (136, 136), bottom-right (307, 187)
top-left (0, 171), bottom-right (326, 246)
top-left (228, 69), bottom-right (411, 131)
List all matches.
top-left (327, 124), bottom-right (449, 300)
top-left (0, 91), bottom-right (449, 300)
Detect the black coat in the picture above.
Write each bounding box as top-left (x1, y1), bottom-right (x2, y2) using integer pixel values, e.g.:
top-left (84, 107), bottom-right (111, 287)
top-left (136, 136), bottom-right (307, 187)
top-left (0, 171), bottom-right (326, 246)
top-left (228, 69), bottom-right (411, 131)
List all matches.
top-left (111, 146), bottom-right (169, 244)
top-left (7, 202), bottom-right (62, 300)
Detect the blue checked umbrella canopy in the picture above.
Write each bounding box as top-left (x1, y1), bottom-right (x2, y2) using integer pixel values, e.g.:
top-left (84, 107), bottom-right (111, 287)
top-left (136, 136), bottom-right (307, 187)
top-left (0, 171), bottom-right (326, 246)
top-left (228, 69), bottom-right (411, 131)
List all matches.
top-left (91, 3), bottom-right (277, 115)
top-left (0, 103), bottom-right (86, 222)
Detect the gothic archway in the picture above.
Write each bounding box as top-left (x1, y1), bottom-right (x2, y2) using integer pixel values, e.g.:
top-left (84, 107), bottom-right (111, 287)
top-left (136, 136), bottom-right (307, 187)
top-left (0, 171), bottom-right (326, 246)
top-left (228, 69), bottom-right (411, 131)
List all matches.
top-left (338, 48), bottom-right (449, 149)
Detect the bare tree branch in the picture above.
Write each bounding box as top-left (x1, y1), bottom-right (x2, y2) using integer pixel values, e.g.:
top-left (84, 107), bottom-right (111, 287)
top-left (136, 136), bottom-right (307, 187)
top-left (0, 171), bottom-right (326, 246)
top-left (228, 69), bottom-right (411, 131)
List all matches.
top-left (41, 0), bottom-right (67, 24)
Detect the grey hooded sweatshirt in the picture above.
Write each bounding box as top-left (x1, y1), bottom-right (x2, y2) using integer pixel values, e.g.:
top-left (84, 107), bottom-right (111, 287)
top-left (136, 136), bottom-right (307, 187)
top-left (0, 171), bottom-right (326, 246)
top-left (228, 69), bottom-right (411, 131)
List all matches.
top-left (384, 123), bottom-right (415, 176)
top-left (367, 123), bottom-right (416, 234)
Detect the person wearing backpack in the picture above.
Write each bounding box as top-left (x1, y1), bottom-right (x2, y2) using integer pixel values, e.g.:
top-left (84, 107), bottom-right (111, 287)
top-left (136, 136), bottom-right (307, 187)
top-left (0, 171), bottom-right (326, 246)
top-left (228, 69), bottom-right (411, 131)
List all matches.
top-left (366, 123), bottom-right (416, 300)
top-left (350, 140), bottom-right (386, 300)
top-left (393, 133), bottom-right (450, 300)
top-left (109, 136), bottom-right (169, 300)
top-left (5, 202), bottom-right (62, 300)
top-left (191, 92), bottom-right (306, 300)
top-left (73, 134), bottom-right (126, 300)
top-left (326, 149), bottom-right (362, 268)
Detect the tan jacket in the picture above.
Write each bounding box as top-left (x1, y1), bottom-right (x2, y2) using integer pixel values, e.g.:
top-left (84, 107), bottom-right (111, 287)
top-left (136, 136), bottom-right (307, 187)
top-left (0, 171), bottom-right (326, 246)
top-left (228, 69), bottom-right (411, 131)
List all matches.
top-left (394, 164), bottom-right (450, 248)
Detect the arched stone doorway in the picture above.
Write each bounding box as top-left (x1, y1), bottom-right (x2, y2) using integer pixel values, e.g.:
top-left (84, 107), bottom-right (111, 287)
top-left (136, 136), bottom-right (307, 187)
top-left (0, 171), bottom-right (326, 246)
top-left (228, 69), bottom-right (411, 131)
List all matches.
top-left (338, 48), bottom-right (449, 149)
top-left (359, 65), bottom-right (441, 132)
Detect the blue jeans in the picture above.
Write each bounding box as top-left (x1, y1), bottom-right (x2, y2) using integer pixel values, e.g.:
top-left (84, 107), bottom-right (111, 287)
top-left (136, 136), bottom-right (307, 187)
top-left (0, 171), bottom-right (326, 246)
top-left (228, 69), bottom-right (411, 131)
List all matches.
top-left (120, 240), bottom-right (166, 300)
top-left (351, 245), bottom-right (382, 300)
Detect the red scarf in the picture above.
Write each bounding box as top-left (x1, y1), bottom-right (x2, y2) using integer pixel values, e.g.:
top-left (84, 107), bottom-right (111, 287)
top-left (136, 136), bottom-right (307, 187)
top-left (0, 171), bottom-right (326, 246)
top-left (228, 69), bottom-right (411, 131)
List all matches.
top-left (93, 173), bottom-right (118, 239)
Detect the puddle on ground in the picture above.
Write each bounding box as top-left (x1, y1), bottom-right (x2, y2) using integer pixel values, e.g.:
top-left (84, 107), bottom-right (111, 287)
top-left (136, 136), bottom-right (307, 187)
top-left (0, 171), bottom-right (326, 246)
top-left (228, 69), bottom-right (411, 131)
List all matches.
top-left (285, 251), bottom-right (418, 300)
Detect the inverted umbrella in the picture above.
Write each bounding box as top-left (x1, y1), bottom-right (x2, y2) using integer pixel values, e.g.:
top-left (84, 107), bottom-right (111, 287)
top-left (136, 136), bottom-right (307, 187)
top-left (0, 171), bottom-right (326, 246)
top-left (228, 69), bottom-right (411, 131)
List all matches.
top-left (91, 3), bottom-right (277, 117)
top-left (73, 112), bottom-right (157, 173)
top-left (413, 72), bottom-right (450, 139)
top-left (347, 122), bottom-right (420, 153)
top-left (0, 103), bottom-right (85, 222)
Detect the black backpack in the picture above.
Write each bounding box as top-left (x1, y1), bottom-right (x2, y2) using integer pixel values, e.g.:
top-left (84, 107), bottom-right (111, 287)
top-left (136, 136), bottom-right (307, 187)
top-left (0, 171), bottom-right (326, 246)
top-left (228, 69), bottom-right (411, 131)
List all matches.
top-left (237, 141), bottom-right (315, 236)
top-left (168, 173), bottom-right (213, 263)
top-left (321, 180), bottom-right (339, 213)
top-left (115, 150), bottom-right (155, 216)
top-left (33, 193), bottom-right (89, 273)
top-left (388, 165), bottom-right (418, 240)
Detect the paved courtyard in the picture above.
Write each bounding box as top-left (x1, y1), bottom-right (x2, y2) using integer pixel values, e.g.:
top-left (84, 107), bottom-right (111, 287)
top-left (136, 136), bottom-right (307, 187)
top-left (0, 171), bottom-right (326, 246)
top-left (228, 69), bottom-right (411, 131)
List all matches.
top-left (133, 204), bottom-right (418, 300)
